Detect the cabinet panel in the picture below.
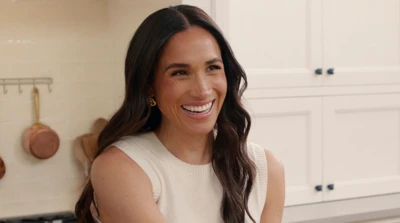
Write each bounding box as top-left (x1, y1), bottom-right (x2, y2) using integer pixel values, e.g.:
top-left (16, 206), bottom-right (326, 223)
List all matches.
top-left (217, 0), bottom-right (323, 89)
top-left (323, 94), bottom-right (400, 201)
top-left (245, 97), bottom-right (322, 206)
top-left (323, 0), bottom-right (400, 86)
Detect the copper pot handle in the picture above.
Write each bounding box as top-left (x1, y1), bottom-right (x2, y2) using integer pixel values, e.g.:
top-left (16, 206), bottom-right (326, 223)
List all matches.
top-left (33, 87), bottom-right (41, 125)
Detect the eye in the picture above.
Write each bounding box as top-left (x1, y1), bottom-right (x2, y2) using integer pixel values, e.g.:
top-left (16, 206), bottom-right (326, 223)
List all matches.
top-left (207, 65), bottom-right (221, 71)
top-left (171, 70), bottom-right (188, 76)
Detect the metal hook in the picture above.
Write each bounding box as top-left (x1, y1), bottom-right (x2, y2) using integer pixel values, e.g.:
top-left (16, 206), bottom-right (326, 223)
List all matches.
top-left (2, 80), bottom-right (7, 94)
top-left (48, 82), bottom-right (52, 93)
top-left (18, 80), bottom-right (23, 93)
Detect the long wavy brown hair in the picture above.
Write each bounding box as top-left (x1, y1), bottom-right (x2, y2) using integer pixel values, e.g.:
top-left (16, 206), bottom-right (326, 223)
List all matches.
top-left (75, 5), bottom-right (256, 223)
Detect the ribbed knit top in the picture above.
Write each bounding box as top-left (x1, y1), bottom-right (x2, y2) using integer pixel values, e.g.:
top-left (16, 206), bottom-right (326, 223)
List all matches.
top-left (93, 131), bottom-right (268, 223)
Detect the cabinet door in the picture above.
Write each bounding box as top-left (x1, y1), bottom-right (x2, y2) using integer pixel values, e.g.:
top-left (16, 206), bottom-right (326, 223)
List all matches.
top-left (215, 0), bottom-right (323, 89)
top-left (245, 97), bottom-right (322, 206)
top-left (323, 0), bottom-right (400, 86)
top-left (323, 94), bottom-right (400, 201)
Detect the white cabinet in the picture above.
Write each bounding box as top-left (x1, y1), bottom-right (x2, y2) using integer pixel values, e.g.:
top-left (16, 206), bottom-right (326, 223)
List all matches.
top-left (246, 94), bottom-right (400, 207)
top-left (323, 94), bottom-right (400, 201)
top-left (217, 0), bottom-right (324, 89)
top-left (213, 0), bottom-right (400, 89)
top-left (245, 97), bottom-right (323, 206)
top-left (323, 0), bottom-right (400, 86)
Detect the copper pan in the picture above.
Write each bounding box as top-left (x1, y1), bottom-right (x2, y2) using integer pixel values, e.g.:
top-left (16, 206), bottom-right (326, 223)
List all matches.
top-left (0, 156), bottom-right (5, 180)
top-left (22, 87), bottom-right (60, 159)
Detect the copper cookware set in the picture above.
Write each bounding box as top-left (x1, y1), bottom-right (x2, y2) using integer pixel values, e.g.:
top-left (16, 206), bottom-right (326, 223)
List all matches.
top-left (0, 87), bottom-right (107, 181)
top-left (0, 87), bottom-right (60, 181)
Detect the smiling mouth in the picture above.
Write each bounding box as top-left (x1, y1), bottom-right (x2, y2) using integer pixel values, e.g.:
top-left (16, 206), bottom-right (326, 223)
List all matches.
top-left (181, 100), bottom-right (214, 114)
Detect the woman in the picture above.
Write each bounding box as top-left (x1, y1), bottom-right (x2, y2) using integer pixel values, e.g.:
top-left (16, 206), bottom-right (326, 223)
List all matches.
top-left (75, 4), bottom-right (285, 223)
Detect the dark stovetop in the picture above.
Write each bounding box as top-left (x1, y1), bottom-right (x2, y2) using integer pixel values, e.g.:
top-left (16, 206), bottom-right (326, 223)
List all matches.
top-left (0, 213), bottom-right (77, 223)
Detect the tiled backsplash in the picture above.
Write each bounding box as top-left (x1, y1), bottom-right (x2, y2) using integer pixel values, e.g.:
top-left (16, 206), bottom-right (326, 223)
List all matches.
top-left (0, 0), bottom-right (178, 219)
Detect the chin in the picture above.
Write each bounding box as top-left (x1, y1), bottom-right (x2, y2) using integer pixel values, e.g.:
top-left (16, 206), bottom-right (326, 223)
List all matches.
top-left (186, 123), bottom-right (216, 136)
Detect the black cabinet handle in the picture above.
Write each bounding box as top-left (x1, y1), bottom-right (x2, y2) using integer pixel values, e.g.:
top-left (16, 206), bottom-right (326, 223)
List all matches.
top-left (315, 68), bottom-right (323, 75)
top-left (327, 184), bottom-right (335, 190)
top-left (327, 68), bottom-right (335, 75)
top-left (315, 185), bottom-right (323, 192)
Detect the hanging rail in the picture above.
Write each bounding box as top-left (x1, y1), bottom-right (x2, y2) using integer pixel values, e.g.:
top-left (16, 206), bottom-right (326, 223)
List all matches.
top-left (0, 77), bottom-right (53, 94)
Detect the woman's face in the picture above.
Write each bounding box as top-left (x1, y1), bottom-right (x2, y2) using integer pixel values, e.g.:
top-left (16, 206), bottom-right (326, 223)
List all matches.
top-left (153, 26), bottom-right (227, 136)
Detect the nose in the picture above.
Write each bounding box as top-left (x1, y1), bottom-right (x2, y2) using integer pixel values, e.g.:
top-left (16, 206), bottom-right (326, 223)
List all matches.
top-left (190, 74), bottom-right (212, 99)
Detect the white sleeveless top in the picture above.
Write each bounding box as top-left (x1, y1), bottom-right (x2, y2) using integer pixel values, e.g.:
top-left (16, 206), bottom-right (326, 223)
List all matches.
top-left (91, 131), bottom-right (268, 223)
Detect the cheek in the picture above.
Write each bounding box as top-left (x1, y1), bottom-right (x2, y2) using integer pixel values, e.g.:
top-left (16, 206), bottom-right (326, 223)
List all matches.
top-left (155, 79), bottom-right (185, 109)
top-left (215, 74), bottom-right (228, 96)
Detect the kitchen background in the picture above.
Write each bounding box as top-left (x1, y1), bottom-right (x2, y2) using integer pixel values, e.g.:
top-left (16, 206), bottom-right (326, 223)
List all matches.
top-left (1, 0), bottom-right (400, 223)
top-left (0, 0), bottom-right (178, 221)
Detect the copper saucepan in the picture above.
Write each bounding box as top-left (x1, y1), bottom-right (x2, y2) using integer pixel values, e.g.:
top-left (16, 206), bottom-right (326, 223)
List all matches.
top-left (0, 156), bottom-right (5, 180)
top-left (22, 87), bottom-right (60, 159)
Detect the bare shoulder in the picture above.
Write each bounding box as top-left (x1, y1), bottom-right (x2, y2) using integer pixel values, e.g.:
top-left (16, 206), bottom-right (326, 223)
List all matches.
top-left (260, 149), bottom-right (285, 223)
top-left (263, 149), bottom-right (285, 202)
top-left (91, 146), bottom-right (145, 189)
top-left (264, 149), bottom-right (285, 183)
top-left (90, 146), bottom-right (166, 222)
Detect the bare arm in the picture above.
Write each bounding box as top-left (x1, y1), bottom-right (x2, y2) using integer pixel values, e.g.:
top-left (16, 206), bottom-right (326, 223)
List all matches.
top-left (91, 146), bottom-right (167, 223)
top-left (260, 150), bottom-right (286, 223)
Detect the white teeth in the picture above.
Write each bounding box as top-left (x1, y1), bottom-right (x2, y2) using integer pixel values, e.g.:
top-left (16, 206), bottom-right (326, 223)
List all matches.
top-left (182, 102), bottom-right (212, 113)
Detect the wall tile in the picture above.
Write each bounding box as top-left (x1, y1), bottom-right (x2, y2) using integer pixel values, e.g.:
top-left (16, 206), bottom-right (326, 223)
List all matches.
top-left (0, 1), bottom-right (27, 23)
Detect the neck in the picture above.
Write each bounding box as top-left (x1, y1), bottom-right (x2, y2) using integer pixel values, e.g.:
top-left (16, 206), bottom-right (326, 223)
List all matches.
top-left (154, 125), bottom-right (214, 165)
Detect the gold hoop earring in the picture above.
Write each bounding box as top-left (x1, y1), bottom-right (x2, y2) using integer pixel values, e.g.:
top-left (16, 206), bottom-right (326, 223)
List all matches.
top-left (150, 97), bottom-right (157, 107)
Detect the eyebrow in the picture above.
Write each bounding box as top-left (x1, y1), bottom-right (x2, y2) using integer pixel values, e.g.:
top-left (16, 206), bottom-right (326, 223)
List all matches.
top-left (164, 57), bottom-right (223, 72)
top-left (205, 58), bottom-right (223, 65)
